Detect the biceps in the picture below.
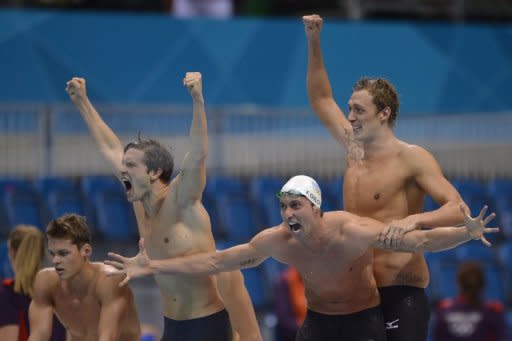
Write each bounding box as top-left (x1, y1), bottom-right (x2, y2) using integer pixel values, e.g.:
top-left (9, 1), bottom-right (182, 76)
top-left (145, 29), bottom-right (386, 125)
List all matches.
top-left (29, 301), bottom-right (54, 337)
top-left (177, 163), bottom-right (206, 204)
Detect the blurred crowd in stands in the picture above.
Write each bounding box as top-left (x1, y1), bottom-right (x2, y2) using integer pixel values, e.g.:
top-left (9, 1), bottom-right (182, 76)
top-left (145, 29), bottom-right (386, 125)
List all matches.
top-left (1, 0), bottom-right (512, 22)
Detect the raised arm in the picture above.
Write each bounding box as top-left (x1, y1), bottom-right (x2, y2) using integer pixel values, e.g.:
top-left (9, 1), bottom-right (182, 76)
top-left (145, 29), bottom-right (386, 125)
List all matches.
top-left (377, 206), bottom-right (499, 253)
top-left (217, 271), bottom-right (263, 341)
top-left (304, 15), bottom-right (355, 153)
top-left (65, 77), bottom-right (124, 175)
top-left (106, 230), bottom-right (276, 286)
top-left (175, 72), bottom-right (209, 206)
top-left (28, 271), bottom-right (55, 341)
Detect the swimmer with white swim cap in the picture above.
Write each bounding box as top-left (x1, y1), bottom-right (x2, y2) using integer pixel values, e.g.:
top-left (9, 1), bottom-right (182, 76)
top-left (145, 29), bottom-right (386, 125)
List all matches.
top-left (107, 175), bottom-right (497, 341)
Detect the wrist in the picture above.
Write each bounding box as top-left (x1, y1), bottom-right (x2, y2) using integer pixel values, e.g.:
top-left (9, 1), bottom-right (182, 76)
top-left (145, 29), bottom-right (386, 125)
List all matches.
top-left (148, 260), bottom-right (158, 274)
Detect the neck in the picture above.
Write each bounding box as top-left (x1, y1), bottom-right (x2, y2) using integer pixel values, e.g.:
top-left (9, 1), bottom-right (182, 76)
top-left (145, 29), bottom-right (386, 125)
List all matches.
top-left (141, 181), bottom-right (169, 217)
top-left (361, 127), bottom-right (396, 158)
top-left (65, 261), bottom-right (94, 293)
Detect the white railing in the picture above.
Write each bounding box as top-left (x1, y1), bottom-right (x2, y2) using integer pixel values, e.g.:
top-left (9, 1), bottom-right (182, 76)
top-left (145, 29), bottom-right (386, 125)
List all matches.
top-left (0, 102), bottom-right (510, 179)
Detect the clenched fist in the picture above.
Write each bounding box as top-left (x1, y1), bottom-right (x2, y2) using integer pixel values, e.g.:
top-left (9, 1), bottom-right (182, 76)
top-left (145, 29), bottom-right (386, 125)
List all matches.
top-left (303, 14), bottom-right (323, 39)
top-left (183, 72), bottom-right (203, 101)
top-left (65, 77), bottom-right (87, 104)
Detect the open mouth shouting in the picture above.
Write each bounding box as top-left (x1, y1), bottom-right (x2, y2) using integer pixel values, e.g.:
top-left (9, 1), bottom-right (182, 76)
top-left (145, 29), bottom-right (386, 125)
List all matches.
top-left (288, 222), bottom-right (302, 233)
top-left (120, 176), bottom-right (133, 195)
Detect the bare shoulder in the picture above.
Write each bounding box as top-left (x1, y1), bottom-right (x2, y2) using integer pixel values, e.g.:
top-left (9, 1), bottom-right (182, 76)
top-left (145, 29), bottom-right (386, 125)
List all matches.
top-left (398, 141), bottom-right (434, 160)
top-left (323, 210), bottom-right (355, 227)
top-left (398, 141), bottom-right (439, 170)
top-left (95, 263), bottom-right (129, 295)
top-left (251, 225), bottom-right (289, 250)
top-left (325, 210), bottom-right (380, 239)
top-left (36, 267), bottom-right (59, 283)
top-left (33, 268), bottom-right (59, 296)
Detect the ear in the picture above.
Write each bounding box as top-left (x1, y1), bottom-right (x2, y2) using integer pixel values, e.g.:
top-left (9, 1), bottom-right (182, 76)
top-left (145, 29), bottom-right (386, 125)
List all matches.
top-left (379, 107), bottom-right (391, 123)
top-left (149, 168), bottom-right (163, 182)
top-left (80, 243), bottom-right (92, 258)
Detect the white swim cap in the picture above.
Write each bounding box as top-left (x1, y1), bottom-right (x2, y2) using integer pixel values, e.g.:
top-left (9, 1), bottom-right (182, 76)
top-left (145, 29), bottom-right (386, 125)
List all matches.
top-left (278, 175), bottom-right (322, 208)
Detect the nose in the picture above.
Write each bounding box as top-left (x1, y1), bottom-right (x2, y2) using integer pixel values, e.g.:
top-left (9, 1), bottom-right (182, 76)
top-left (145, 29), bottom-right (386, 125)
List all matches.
top-left (52, 255), bottom-right (61, 265)
top-left (347, 110), bottom-right (356, 122)
top-left (283, 207), bottom-right (294, 220)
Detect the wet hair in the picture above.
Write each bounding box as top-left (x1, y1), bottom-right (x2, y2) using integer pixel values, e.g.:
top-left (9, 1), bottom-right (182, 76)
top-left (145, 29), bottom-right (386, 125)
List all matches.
top-left (457, 261), bottom-right (485, 306)
top-left (124, 133), bottom-right (174, 184)
top-left (8, 225), bottom-right (45, 297)
top-left (353, 78), bottom-right (399, 127)
top-left (46, 213), bottom-right (91, 249)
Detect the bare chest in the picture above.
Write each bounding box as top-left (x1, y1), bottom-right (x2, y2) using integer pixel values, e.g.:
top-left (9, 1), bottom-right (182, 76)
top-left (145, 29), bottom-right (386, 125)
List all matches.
top-left (136, 205), bottom-right (213, 259)
top-left (294, 249), bottom-right (372, 297)
top-left (344, 158), bottom-right (412, 216)
top-left (53, 291), bottom-right (100, 336)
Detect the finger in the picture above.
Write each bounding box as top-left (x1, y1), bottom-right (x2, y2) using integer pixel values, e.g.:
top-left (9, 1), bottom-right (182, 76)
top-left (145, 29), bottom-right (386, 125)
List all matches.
top-left (480, 235), bottom-right (491, 247)
top-left (483, 212), bottom-right (495, 225)
top-left (392, 237), bottom-right (402, 250)
top-left (107, 252), bottom-right (127, 262)
top-left (384, 236), bottom-right (392, 249)
top-left (139, 238), bottom-right (146, 253)
top-left (381, 225), bottom-right (391, 238)
top-left (484, 227), bottom-right (500, 233)
top-left (459, 203), bottom-right (468, 215)
top-left (119, 275), bottom-right (131, 287)
top-left (104, 260), bottom-right (124, 269)
top-left (478, 205), bottom-right (488, 220)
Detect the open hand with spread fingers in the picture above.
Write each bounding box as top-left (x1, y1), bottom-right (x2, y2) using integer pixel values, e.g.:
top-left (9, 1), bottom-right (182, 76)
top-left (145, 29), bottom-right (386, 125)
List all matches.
top-left (105, 238), bottom-right (153, 287)
top-left (462, 205), bottom-right (500, 247)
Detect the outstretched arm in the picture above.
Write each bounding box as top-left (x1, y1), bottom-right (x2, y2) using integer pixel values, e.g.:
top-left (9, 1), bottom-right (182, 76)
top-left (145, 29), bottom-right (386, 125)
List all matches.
top-left (304, 15), bottom-right (360, 159)
top-left (66, 77), bottom-right (124, 175)
top-left (176, 72), bottom-right (208, 206)
top-left (106, 230), bottom-right (275, 286)
top-left (377, 206), bottom-right (499, 252)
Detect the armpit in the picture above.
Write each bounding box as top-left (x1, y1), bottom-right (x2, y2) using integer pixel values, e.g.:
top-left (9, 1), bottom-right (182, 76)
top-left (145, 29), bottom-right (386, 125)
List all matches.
top-left (342, 128), bottom-right (364, 161)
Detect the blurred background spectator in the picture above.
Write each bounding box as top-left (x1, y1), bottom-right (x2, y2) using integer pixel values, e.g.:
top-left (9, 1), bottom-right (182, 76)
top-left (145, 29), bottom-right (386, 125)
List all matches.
top-left (274, 267), bottom-right (306, 341)
top-left (433, 261), bottom-right (509, 341)
top-left (1, 0), bottom-right (512, 21)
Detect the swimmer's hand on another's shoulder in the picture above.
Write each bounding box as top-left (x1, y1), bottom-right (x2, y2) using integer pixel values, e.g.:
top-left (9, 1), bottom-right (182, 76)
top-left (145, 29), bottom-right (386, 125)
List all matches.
top-left (105, 238), bottom-right (153, 287)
